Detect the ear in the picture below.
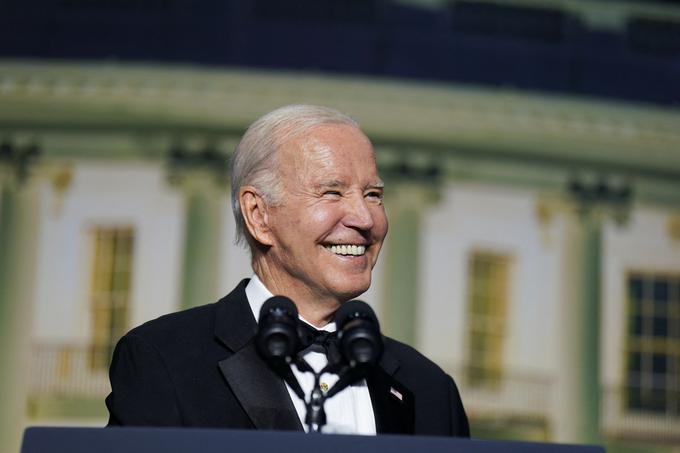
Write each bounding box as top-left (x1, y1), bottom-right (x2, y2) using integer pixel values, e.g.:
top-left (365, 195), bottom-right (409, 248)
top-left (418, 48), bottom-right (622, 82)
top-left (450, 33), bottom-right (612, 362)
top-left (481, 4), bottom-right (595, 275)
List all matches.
top-left (239, 186), bottom-right (275, 246)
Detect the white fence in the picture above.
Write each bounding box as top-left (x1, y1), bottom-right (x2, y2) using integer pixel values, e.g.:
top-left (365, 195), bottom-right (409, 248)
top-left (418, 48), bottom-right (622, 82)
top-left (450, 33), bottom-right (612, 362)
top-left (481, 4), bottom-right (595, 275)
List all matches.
top-left (601, 385), bottom-right (680, 442)
top-left (29, 344), bottom-right (111, 398)
top-left (446, 365), bottom-right (553, 421)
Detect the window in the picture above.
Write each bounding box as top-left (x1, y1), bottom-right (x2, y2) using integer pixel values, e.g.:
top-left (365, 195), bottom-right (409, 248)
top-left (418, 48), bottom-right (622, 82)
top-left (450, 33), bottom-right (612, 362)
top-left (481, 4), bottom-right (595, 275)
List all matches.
top-left (466, 251), bottom-right (511, 388)
top-left (626, 273), bottom-right (680, 415)
top-left (88, 227), bottom-right (135, 370)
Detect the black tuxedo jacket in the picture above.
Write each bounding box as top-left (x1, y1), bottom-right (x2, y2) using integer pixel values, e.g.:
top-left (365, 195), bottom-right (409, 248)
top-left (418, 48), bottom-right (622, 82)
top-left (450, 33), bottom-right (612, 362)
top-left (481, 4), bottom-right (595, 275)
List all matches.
top-left (106, 280), bottom-right (469, 436)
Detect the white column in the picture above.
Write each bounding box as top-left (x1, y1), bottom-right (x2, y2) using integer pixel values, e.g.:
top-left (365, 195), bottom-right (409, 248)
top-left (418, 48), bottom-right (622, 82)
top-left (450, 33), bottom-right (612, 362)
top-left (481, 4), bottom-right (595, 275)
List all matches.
top-left (0, 169), bottom-right (40, 453)
top-left (554, 207), bottom-right (602, 444)
top-left (381, 183), bottom-right (435, 346)
top-left (175, 172), bottom-right (225, 310)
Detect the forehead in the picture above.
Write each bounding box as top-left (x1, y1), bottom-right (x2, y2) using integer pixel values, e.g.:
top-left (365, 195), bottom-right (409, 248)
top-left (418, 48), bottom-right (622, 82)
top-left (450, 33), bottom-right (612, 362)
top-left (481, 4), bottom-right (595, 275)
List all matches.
top-left (279, 124), bottom-right (378, 180)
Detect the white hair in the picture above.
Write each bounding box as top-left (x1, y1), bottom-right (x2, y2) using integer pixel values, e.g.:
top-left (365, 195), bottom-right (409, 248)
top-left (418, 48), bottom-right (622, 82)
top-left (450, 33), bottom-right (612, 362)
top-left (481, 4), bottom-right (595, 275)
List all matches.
top-left (230, 104), bottom-right (359, 249)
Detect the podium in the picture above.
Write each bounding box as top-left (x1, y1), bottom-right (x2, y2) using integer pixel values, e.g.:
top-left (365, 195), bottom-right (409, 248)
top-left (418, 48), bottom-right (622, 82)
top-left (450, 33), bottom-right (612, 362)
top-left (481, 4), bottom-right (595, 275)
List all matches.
top-left (21, 427), bottom-right (605, 453)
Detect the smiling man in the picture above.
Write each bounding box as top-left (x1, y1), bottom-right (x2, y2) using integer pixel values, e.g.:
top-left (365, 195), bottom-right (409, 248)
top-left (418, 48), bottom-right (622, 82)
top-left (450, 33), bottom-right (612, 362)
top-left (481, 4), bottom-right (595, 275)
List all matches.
top-left (106, 105), bottom-right (469, 436)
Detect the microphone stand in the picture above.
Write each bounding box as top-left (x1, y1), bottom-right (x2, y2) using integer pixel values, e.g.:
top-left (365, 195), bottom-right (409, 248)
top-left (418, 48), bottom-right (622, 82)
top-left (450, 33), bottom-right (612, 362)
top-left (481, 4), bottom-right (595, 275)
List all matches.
top-left (294, 356), bottom-right (364, 433)
top-left (305, 370), bottom-right (327, 433)
top-left (269, 350), bottom-right (361, 433)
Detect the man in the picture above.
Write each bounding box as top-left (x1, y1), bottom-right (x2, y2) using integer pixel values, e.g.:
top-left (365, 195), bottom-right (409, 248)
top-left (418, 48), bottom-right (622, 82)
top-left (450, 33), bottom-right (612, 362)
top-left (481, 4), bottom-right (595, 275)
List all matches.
top-left (106, 105), bottom-right (469, 436)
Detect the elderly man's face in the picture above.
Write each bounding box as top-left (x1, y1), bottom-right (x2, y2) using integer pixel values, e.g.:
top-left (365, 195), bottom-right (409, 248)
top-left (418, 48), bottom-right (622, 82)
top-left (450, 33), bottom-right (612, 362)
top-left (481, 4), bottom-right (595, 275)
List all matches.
top-left (265, 124), bottom-right (388, 304)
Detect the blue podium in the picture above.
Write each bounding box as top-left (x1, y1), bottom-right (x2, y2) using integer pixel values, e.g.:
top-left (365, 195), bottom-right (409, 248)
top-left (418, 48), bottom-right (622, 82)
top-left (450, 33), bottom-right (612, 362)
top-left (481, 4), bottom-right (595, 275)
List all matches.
top-left (21, 427), bottom-right (605, 453)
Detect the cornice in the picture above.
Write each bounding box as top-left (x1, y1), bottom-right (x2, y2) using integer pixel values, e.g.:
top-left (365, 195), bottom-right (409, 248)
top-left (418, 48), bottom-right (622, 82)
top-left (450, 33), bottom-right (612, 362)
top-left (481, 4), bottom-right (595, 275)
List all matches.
top-left (1, 60), bottom-right (679, 197)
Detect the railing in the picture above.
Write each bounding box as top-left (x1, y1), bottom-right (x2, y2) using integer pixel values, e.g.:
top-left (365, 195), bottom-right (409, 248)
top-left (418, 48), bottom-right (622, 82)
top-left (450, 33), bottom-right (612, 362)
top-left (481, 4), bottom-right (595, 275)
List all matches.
top-left (446, 366), bottom-right (680, 442)
top-left (601, 385), bottom-right (680, 442)
top-left (29, 344), bottom-right (111, 399)
top-left (444, 364), bottom-right (553, 421)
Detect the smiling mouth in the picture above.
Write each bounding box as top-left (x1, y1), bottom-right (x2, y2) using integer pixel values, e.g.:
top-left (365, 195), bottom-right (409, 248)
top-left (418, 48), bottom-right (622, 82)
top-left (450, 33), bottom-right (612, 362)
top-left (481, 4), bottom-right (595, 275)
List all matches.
top-left (325, 244), bottom-right (366, 256)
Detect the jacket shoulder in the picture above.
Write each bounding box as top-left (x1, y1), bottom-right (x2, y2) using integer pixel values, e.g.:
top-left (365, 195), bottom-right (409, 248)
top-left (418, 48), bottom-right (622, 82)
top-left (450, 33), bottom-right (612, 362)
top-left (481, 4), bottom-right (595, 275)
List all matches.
top-left (383, 336), bottom-right (448, 378)
top-left (126, 302), bottom-right (216, 339)
top-left (123, 278), bottom-right (250, 348)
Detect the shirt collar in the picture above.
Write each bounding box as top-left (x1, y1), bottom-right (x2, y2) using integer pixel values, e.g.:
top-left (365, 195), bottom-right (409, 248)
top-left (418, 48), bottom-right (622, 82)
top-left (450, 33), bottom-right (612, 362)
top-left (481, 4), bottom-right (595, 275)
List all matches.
top-left (245, 274), bottom-right (336, 332)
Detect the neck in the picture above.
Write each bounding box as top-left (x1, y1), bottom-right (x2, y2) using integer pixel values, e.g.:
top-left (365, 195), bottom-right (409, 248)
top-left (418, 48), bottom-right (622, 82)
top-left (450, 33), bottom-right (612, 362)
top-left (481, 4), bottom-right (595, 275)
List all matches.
top-left (252, 258), bottom-right (340, 327)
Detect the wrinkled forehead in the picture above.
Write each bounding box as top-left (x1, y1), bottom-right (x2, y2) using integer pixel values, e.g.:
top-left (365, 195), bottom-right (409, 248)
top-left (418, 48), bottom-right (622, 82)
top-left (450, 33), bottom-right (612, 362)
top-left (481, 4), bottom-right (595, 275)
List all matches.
top-left (281, 123), bottom-right (374, 159)
top-left (277, 124), bottom-right (378, 186)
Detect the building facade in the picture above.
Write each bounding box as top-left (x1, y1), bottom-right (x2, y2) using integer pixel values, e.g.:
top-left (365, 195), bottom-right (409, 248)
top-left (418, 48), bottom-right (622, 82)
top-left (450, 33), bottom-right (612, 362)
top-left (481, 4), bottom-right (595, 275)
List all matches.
top-left (1, 61), bottom-right (679, 453)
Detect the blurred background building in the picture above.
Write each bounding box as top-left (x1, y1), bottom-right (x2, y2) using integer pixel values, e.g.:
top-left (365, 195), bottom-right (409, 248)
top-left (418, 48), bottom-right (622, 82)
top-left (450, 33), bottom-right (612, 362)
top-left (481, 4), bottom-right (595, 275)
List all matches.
top-left (1, 1), bottom-right (679, 452)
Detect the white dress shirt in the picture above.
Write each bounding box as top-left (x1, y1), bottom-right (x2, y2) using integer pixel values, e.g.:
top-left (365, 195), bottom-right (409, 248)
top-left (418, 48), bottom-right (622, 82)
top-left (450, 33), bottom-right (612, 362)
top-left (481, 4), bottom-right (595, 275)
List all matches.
top-left (245, 275), bottom-right (376, 434)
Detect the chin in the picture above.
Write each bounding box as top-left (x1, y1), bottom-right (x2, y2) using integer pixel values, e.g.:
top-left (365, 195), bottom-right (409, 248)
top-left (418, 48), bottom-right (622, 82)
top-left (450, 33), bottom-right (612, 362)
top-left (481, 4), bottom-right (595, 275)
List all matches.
top-left (332, 278), bottom-right (371, 302)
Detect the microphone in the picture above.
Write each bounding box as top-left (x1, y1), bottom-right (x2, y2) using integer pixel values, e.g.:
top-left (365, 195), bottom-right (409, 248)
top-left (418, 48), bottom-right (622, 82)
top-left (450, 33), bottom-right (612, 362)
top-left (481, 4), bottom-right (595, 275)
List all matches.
top-left (256, 296), bottom-right (300, 362)
top-left (334, 300), bottom-right (383, 368)
top-left (255, 296), bottom-right (305, 399)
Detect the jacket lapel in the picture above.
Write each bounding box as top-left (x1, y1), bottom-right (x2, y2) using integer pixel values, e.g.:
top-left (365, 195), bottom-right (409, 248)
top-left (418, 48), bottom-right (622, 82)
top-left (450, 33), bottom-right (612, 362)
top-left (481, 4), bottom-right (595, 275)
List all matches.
top-left (367, 346), bottom-right (415, 435)
top-left (214, 280), bottom-right (303, 431)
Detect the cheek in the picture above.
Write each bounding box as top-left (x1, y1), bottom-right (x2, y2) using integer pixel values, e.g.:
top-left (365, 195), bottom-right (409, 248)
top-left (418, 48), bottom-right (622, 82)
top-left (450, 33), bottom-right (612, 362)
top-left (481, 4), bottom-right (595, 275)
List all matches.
top-left (274, 207), bottom-right (340, 247)
top-left (372, 208), bottom-right (389, 239)
top-left (307, 205), bottom-right (343, 231)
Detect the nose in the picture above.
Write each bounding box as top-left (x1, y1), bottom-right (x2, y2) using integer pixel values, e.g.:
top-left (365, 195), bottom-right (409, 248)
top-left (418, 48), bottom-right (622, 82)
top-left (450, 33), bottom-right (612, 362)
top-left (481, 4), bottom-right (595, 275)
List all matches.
top-left (343, 193), bottom-right (375, 231)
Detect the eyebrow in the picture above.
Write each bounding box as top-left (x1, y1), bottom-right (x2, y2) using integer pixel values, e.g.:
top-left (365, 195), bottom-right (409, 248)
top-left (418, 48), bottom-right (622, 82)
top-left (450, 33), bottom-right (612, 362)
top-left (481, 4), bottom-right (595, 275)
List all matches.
top-left (316, 180), bottom-right (346, 190)
top-left (314, 180), bottom-right (385, 190)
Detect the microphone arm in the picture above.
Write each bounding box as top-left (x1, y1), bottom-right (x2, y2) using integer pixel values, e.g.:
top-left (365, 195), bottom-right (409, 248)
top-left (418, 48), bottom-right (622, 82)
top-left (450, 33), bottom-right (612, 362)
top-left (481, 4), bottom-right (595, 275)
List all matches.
top-left (324, 365), bottom-right (364, 399)
top-left (304, 370), bottom-right (327, 433)
top-left (298, 361), bottom-right (368, 432)
top-left (271, 360), bottom-right (306, 401)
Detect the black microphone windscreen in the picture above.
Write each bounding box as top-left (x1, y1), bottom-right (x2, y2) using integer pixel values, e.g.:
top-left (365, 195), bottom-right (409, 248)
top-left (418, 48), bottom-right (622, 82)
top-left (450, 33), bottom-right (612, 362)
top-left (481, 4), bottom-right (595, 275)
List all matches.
top-left (256, 295), bottom-right (299, 363)
top-left (334, 300), bottom-right (383, 368)
top-left (334, 300), bottom-right (379, 330)
top-left (259, 295), bottom-right (298, 322)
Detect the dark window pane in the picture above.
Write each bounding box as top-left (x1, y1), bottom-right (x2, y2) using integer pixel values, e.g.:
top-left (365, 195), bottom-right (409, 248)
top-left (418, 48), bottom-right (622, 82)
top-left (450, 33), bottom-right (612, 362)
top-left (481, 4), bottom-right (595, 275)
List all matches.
top-left (671, 319), bottom-right (680, 339)
top-left (652, 316), bottom-right (668, 338)
top-left (671, 390), bottom-right (680, 415)
top-left (653, 316), bottom-right (668, 338)
top-left (649, 388), bottom-right (668, 413)
top-left (629, 277), bottom-right (644, 303)
top-left (654, 279), bottom-right (669, 303)
top-left (630, 314), bottom-right (643, 336)
top-left (627, 372), bottom-right (643, 388)
top-left (628, 352), bottom-right (642, 373)
top-left (651, 374), bottom-right (667, 392)
top-left (654, 299), bottom-right (669, 318)
top-left (652, 353), bottom-right (668, 374)
top-left (627, 385), bottom-right (643, 410)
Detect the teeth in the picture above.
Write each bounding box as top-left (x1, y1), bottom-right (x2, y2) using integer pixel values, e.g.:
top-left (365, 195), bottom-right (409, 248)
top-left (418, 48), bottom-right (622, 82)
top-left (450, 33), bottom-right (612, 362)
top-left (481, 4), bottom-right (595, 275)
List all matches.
top-left (327, 244), bottom-right (366, 256)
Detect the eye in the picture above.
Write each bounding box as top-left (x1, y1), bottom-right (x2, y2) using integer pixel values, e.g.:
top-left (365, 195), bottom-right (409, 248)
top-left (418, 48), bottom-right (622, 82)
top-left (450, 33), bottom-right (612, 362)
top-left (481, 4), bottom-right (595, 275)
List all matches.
top-left (365, 190), bottom-right (384, 204)
top-left (323, 190), bottom-right (342, 197)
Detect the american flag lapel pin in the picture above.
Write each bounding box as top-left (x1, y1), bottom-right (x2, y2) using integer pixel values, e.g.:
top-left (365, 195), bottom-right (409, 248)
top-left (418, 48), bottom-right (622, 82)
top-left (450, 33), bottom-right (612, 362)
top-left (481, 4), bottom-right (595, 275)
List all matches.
top-left (389, 386), bottom-right (403, 402)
